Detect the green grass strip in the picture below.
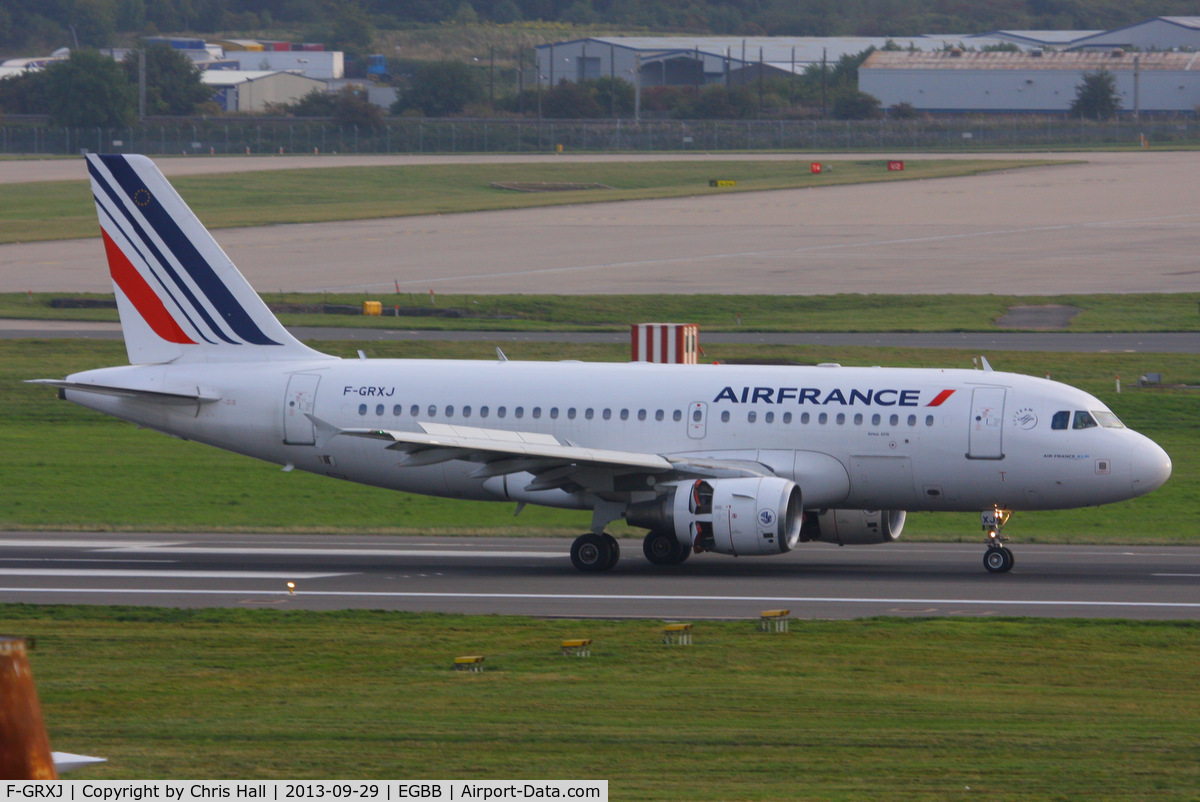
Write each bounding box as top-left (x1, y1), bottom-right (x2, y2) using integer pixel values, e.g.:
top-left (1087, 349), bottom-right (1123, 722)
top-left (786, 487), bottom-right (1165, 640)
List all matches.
top-left (0, 159), bottom-right (1059, 244)
top-left (6, 291), bottom-right (1200, 333)
top-left (8, 605), bottom-right (1199, 796)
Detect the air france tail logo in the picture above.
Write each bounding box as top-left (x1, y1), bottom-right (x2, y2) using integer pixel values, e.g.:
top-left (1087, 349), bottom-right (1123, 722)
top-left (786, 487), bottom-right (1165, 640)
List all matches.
top-left (712, 386), bottom-right (956, 406)
top-left (87, 154), bottom-right (282, 348)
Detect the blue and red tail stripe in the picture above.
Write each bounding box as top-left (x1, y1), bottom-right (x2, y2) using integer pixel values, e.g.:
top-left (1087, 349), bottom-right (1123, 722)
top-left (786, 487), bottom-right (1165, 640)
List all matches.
top-left (88, 154), bottom-right (282, 347)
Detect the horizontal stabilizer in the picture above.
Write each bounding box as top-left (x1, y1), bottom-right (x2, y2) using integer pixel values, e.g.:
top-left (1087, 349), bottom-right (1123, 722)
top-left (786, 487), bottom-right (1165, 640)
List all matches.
top-left (25, 379), bottom-right (220, 405)
top-left (53, 751), bottom-right (107, 773)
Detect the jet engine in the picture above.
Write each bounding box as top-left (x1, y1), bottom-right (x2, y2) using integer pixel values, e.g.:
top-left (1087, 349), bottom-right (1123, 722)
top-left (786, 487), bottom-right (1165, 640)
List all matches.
top-left (627, 477), bottom-right (802, 556)
top-left (800, 508), bottom-right (906, 545)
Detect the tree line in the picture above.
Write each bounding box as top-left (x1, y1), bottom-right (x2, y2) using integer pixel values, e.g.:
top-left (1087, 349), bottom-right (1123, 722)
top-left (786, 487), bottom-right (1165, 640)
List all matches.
top-left (6, 0), bottom-right (1200, 57)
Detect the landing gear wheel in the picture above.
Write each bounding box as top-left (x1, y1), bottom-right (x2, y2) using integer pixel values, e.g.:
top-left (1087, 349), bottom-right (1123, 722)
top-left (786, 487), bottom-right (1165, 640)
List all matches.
top-left (984, 546), bottom-right (1014, 574)
top-left (571, 533), bottom-right (613, 572)
top-left (643, 530), bottom-right (689, 565)
top-left (602, 533), bottom-right (620, 569)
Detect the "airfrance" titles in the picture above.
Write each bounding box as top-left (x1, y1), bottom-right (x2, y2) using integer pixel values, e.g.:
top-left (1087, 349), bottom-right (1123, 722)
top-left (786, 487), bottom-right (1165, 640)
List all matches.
top-left (712, 386), bottom-right (950, 406)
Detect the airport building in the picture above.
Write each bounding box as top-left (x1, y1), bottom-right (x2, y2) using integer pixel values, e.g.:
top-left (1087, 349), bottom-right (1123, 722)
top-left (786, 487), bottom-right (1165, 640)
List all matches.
top-left (201, 70), bottom-right (327, 113)
top-left (859, 49), bottom-right (1200, 114)
top-left (532, 35), bottom-right (1014, 88)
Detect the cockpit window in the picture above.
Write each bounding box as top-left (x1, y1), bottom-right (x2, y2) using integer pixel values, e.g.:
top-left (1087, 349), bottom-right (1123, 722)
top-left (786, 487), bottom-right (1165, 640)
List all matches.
top-left (1093, 410), bottom-right (1126, 429)
top-left (1051, 411), bottom-right (1070, 430)
top-left (1072, 411), bottom-right (1098, 430)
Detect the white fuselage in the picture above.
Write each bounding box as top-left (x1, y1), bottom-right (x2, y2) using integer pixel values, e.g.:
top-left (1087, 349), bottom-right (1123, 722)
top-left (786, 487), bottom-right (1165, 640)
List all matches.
top-left (62, 358), bottom-right (1172, 515)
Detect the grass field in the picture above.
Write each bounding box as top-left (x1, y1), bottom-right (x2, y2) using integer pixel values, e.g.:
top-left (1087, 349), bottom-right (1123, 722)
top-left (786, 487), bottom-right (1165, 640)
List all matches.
top-left (2, 338), bottom-right (1195, 543)
top-left (5, 606), bottom-right (1198, 796)
top-left (0, 158), bottom-right (1059, 244)
top-left (5, 291), bottom-right (1200, 332)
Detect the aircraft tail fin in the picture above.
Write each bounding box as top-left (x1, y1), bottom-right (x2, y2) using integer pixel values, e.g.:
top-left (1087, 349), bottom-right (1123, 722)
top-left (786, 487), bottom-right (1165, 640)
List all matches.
top-left (86, 153), bottom-right (329, 365)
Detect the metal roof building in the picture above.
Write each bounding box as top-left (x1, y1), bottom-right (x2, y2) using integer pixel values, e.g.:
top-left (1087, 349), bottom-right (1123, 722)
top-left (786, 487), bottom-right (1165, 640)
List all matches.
top-left (533, 35), bottom-right (1012, 88)
top-left (200, 70), bottom-right (326, 113)
top-left (1069, 17), bottom-right (1200, 51)
top-left (859, 50), bottom-right (1200, 113)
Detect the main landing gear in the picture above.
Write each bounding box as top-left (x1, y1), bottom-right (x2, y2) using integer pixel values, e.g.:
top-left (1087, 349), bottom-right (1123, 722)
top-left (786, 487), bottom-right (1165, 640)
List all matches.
top-left (570, 532), bottom-right (620, 572)
top-left (642, 529), bottom-right (691, 566)
top-left (982, 508), bottom-right (1015, 573)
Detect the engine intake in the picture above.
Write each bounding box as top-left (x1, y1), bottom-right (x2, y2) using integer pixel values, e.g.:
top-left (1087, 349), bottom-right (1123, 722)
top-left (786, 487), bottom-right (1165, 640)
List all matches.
top-left (801, 509), bottom-right (906, 545)
top-left (628, 477), bottom-right (802, 556)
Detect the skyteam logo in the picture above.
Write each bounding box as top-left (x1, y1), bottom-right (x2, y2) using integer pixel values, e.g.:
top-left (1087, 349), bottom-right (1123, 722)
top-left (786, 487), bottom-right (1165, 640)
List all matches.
top-left (758, 508), bottom-right (777, 528)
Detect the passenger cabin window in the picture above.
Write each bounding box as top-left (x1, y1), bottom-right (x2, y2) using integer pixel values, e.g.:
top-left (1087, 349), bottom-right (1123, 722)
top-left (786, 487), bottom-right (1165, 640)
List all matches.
top-left (410, 405), bottom-right (419, 417)
top-left (1051, 411), bottom-right (1070, 430)
top-left (721, 411), bottom-right (730, 422)
top-left (747, 411), bottom-right (757, 423)
top-left (1073, 411), bottom-right (1098, 430)
top-left (375, 404), bottom-right (384, 416)
top-left (462, 406), bottom-right (471, 418)
top-left (765, 411), bottom-right (774, 424)
top-left (393, 405), bottom-right (402, 417)
top-left (783, 412), bottom-right (792, 424)
top-left (620, 409), bottom-right (629, 421)
top-left (673, 410), bottom-right (682, 422)
top-left (497, 406), bottom-right (507, 418)
top-left (480, 406), bottom-right (489, 418)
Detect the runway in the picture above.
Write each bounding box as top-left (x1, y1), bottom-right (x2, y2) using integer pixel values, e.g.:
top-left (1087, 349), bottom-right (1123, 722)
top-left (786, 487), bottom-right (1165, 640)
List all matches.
top-left (4, 151), bottom-right (1200, 294)
top-left (2, 533), bottom-right (1197, 620)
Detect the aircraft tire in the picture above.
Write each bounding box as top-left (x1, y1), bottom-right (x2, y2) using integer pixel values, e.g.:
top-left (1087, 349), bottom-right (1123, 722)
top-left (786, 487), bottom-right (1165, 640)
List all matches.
top-left (984, 547), bottom-right (1014, 573)
top-left (602, 533), bottom-right (621, 569)
top-left (643, 530), bottom-right (688, 565)
top-left (571, 533), bottom-right (613, 572)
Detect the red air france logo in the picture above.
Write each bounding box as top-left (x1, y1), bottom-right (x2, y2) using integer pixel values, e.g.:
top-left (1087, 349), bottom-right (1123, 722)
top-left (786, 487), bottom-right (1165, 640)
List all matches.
top-left (927, 389), bottom-right (956, 407)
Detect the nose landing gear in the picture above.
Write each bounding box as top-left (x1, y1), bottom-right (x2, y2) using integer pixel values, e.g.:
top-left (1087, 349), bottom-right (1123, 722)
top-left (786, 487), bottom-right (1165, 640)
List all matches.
top-left (982, 508), bottom-right (1014, 573)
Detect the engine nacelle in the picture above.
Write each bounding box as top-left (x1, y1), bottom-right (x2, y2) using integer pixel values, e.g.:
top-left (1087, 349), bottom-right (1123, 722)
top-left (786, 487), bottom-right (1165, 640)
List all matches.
top-left (628, 477), bottom-right (802, 556)
top-left (801, 509), bottom-right (906, 545)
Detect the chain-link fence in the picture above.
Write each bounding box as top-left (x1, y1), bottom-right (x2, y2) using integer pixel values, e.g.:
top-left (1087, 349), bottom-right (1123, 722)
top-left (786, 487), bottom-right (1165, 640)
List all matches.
top-left (2, 117), bottom-right (1195, 155)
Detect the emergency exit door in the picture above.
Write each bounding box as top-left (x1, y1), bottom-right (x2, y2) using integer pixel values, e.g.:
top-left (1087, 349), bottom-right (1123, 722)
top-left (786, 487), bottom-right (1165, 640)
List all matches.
top-left (967, 387), bottom-right (1006, 459)
top-left (284, 374), bottom-right (321, 445)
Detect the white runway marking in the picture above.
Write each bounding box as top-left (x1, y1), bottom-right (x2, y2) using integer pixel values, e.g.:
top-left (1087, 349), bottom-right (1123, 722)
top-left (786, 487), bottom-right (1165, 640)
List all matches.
top-left (0, 540), bottom-right (564, 559)
top-left (0, 570), bottom-right (349, 579)
top-left (95, 547), bottom-right (567, 559)
top-left (1, 587), bottom-right (1198, 610)
top-left (0, 539), bottom-right (183, 549)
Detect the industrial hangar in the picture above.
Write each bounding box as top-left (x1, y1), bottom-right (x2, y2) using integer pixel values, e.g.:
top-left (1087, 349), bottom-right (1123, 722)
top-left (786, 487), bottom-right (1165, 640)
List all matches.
top-left (859, 49), bottom-right (1200, 114)
top-left (538, 17), bottom-right (1200, 114)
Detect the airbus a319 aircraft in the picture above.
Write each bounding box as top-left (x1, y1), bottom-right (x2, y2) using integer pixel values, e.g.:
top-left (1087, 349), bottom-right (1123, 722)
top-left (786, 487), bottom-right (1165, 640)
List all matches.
top-left (32, 154), bottom-right (1173, 573)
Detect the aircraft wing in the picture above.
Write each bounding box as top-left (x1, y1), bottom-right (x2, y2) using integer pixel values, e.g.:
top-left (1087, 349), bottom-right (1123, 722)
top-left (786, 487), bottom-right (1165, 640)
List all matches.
top-left (311, 417), bottom-right (770, 493)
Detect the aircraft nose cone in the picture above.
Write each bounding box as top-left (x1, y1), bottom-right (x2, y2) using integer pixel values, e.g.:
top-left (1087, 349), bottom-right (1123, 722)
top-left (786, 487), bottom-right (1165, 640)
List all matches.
top-left (1131, 439), bottom-right (1172, 497)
